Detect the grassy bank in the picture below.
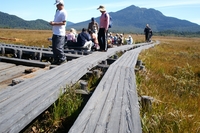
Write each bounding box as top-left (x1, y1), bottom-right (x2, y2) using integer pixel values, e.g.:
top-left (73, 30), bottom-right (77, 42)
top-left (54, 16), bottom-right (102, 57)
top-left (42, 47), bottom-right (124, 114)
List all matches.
top-left (137, 36), bottom-right (200, 132)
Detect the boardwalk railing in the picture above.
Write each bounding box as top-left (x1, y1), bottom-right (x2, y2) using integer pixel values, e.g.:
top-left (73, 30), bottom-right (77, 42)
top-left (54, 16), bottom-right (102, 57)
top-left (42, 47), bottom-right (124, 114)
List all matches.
top-left (68, 42), bottom-right (159, 133)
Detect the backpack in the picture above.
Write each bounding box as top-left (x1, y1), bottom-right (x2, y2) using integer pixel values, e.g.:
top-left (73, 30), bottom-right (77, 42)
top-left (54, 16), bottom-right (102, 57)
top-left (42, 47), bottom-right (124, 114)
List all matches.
top-left (105, 13), bottom-right (112, 28)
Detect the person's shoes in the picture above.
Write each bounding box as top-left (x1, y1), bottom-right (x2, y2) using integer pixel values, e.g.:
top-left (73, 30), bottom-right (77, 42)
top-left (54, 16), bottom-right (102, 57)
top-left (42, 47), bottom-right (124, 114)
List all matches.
top-left (51, 60), bottom-right (59, 65)
top-left (57, 59), bottom-right (67, 65)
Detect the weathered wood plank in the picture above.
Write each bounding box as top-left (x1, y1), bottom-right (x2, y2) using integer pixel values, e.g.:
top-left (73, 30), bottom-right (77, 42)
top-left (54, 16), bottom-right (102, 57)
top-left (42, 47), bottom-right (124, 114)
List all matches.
top-left (12, 68), bottom-right (48, 85)
top-left (0, 56), bottom-right (50, 68)
top-left (0, 62), bottom-right (16, 71)
top-left (0, 65), bottom-right (32, 83)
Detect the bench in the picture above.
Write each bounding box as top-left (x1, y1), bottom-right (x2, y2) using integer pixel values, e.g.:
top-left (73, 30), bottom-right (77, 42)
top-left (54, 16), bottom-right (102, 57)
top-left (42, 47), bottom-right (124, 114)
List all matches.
top-left (0, 43), bottom-right (151, 132)
top-left (68, 43), bottom-right (158, 133)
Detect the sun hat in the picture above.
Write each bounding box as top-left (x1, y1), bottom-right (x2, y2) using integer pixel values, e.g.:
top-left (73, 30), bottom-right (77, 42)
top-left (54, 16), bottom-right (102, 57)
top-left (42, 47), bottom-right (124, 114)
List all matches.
top-left (97, 5), bottom-right (106, 11)
top-left (54, 0), bottom-right (64, 5)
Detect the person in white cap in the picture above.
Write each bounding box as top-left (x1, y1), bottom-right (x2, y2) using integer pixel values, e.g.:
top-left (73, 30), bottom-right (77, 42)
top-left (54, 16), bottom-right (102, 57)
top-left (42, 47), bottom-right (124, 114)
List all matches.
top-left (126, 35), bottom-right (133, 45)
top-left (97, 5), bottom-right (110, 52)
top-left (49, 0), bottom-right (67, 65)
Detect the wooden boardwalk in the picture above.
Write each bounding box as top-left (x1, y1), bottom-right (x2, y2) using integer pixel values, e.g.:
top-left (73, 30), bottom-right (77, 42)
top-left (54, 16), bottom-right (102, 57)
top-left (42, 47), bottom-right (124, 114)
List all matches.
top-left (0, 43), bottom-right (152, 133)
top-left (68, 43), bottom-right (157, 133)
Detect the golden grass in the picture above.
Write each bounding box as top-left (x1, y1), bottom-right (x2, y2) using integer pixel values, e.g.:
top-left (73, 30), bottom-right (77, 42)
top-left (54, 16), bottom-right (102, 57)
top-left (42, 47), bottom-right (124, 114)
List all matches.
top-left (138, 36), bottom-right (200, 133)
top-left (0, 28), bottom-right (52, 47)
top-left (1, 29), bottom-right (200, 132)
top-left (0, 28), bottom-right (146, 47)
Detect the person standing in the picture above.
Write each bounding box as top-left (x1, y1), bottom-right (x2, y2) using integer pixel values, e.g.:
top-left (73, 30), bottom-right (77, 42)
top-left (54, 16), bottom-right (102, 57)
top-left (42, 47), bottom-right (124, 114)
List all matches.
top-left (144, 24), bottom-right (152, 42)
top-left (49, 0), bottom-right (67, 65)
top-left (97, 5), bottom-right (110, 52)
top-left (87, 17), bottom-right (99, 37)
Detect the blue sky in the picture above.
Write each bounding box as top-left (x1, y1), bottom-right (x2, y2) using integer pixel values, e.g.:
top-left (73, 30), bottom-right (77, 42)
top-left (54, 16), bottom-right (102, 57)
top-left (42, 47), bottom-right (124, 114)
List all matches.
top-left (1, 0), bottom-right (200, 25)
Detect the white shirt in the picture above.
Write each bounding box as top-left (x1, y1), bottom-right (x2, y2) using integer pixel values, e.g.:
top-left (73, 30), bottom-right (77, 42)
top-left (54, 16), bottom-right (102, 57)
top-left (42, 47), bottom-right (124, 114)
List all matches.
top-left (53, 9), bottom-right (67, 36)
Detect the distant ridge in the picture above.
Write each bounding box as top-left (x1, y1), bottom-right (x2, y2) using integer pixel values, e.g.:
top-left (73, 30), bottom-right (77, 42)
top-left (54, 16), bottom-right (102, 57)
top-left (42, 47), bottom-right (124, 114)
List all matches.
top-left (0, 11), bottom-right (74, 30)
top-left (67, 5), bottom-right (200, 33)
top-left (1, 5), bottom-right (200, 33)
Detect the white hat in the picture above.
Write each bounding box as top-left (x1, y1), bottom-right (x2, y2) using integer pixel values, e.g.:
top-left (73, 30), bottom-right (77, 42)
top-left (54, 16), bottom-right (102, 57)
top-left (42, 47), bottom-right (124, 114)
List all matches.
top-left (97, 5), bottom-right (106, 11)
top-left (54, 0), bottom-right (64, 5)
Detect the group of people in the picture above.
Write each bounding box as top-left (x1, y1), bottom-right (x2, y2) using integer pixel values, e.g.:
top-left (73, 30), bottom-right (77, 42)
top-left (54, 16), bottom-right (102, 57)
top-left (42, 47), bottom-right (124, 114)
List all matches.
top-left (64, 5), bottom-right (110, 52)
top-left (64, 17), bottom-right (100, 51)
top-left (49, 0), bottom-right (109, 65)
top-left (49, 0), bottom-right (153, 65)
top-left (107, 33), bottom-right (133, 46)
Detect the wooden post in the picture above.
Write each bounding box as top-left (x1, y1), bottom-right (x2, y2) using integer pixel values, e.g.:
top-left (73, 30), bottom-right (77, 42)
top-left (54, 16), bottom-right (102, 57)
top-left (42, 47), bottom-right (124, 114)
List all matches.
top-left (1, 47), bottom-right (5, 56)
top-left (93, 70), bottom-right (101, 78)
top-left (136, 60), bottom-right (142, 66)
top-left (114, 55), bottom-right (118, 59)
top-left (102, 60), bottom-right (107, 65)
top-left (139, 65), bottom-right (145, 71)
top-left (80, 80), bottom-right (88, 91)
top-left (141, 95), bottom-right (153, 112)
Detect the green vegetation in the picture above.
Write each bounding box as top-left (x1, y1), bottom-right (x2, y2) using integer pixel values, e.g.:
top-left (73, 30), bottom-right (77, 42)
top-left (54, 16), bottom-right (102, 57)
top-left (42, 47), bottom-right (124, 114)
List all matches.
top-left (137, 37), bottom-right (200, 133)
top-left (154, 30), bottom-right (200, 37)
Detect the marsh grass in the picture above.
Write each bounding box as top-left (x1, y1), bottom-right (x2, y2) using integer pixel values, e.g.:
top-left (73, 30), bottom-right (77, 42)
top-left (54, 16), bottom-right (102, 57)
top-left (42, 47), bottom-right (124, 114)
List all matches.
top-left (3, 29), bottom-right (200, 132)
top-left (0, 28), bottom-right (145, 48)
top-left (137, 36), bottom-right (200, 133)
top-left (0, 29), bottom-right (52, 47)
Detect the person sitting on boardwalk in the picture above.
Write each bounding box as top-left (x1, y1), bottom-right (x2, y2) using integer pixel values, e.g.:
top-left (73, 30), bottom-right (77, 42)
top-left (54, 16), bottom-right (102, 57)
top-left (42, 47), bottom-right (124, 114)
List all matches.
top-left (126, 35), bottom-right (133, 45)
top-left (113, 33), bottom-right (119, 45)
top-left (77, 28), bottom-right (93, 51)
top-left (107, 33), bottom-right (113, 48)
top-left (89, 30), bottom-right (100, 50)
top-left (66, 28), bottom-right (77, 42)
top-left (65, 28), bottom-right (77, 48)
top-left (117, 34), bottom-right (124, 46)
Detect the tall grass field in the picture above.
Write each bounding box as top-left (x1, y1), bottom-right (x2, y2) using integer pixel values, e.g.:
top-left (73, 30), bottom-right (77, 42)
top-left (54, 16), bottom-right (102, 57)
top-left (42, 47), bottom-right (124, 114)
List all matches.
top-left (0, 29), bottom-right (200, 132)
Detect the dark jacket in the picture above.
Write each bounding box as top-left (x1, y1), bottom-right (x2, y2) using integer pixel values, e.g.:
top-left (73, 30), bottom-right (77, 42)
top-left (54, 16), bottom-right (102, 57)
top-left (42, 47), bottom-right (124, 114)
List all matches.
top-left (77, 31), bottom-right (91, 46)
top-left (144, 27), bottom-right (151, 35)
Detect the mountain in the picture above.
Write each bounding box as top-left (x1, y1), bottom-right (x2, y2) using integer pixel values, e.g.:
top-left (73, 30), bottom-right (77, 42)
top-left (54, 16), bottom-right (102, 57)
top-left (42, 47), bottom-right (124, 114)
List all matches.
top-left (67, 5), bottom-right (200, 33)
top-left (1, 5), bottom-right (200, 33)
top-left (0, 11), bottom-right (74, 30)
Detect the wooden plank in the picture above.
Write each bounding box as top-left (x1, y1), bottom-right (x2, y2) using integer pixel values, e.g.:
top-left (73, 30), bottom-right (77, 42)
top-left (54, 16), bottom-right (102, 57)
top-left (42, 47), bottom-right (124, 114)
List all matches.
top-left (0, 65), bottom-right (32, 83)
top-left (0, 56), bottom-right (50, 68)
top-left (0, 62), bottom-right (16, 71)
top-left (12, 68), bottom-right (48, 85)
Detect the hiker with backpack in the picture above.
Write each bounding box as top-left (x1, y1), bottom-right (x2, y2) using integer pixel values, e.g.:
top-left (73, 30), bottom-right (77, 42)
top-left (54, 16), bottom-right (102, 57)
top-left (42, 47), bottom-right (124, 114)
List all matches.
top-left (97, 5), bottom-right (110, 52)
